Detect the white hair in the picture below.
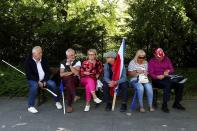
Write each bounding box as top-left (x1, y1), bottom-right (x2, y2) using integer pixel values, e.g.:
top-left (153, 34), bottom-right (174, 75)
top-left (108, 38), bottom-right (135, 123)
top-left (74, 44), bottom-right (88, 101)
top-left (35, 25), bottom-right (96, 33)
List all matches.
top-left (66, 48), bottom-right (75, 55)
top-left (32, 46), bottom-right (42, 53)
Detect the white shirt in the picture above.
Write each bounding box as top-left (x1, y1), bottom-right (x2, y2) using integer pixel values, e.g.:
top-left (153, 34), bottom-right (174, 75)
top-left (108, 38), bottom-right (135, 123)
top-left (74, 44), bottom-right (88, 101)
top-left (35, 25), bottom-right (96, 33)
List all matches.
top-left (33, 58), bottom-right (45, 81)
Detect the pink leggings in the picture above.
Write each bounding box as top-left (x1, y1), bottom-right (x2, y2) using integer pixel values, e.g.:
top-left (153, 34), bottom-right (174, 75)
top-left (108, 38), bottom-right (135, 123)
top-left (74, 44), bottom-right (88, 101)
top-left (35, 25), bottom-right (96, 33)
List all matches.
top-left (81, 77), bottom-right (97, 102)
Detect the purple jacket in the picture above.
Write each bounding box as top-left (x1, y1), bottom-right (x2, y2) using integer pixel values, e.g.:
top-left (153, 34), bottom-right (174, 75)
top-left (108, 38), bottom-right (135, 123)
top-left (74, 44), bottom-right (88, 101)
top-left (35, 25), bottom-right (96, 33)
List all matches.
top-left (148, 56), bottom-right (174, 80)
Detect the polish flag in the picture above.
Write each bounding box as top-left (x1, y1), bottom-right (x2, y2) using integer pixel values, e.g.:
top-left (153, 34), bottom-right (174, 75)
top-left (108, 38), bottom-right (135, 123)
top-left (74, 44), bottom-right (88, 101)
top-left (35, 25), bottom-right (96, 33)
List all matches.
top-left (110, 38), bottom-right (126, 96)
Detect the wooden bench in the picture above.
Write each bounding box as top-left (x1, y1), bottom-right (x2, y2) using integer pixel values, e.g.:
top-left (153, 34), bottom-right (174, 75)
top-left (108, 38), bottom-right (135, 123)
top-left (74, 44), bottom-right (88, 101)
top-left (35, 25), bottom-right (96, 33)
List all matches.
top-left (37, 67), bottom-right (160, 108)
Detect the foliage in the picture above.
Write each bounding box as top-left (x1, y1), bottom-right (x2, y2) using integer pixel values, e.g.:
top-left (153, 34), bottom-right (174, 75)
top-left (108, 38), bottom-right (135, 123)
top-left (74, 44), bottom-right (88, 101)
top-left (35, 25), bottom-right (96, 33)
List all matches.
top-left (126, 0), bottom-right (197, 67)
top-left (0, 0), bottom-right (122, 65)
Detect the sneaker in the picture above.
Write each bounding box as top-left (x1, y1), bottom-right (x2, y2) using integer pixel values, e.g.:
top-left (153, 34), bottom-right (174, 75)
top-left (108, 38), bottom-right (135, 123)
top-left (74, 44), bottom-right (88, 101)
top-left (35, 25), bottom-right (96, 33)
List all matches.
top-left (178, 78), bottom-right (188, 84)
top-left (56, 102), bottom-right (62, 109)
top-left (105, 103), bottom-right (112, 111)
top-left (84, 105), bottom-right (90, 112)
top-left (28, 107), bottom-right (38, 114)
top-left (161, 104), bottom-right (170, 113)
top-left (93, 98), bottom-right (102, 104)
top-left (120, 104), bottom-right (127, 112)
top-left (173, 103), bottom-right (186, 110)
top-left (140, 108), bottom-right (146, 113)
top-left (149, 107), bottom-right (155, 112)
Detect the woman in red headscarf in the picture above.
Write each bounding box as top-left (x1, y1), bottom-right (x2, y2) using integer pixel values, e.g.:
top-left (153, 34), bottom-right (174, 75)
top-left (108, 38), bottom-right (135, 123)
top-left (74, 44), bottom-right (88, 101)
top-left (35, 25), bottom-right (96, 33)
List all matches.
top-left (148, 48), bottom-right (186, 113)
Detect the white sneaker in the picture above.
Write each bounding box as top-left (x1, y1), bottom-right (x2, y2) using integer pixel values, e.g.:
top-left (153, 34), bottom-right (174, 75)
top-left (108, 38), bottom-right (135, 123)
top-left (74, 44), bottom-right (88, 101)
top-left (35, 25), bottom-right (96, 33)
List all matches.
top-left (179, 78), bottom-right (188, 84)
top-left (56, 102), bottom-right (62, 109)
top-left (28, 107), bottom-right (38, 114)
top-left (94, 98), bottom-right (102, 104)
top-left (84, 105), bottom-right (90, 112)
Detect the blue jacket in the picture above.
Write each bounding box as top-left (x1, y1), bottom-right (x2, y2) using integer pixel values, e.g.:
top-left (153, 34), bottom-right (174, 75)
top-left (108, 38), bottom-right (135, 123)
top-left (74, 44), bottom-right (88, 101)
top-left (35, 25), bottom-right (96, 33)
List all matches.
top-left (24, 55), bottom-right (50, 82)
top-left (103, 63), bottom-right (127, 84)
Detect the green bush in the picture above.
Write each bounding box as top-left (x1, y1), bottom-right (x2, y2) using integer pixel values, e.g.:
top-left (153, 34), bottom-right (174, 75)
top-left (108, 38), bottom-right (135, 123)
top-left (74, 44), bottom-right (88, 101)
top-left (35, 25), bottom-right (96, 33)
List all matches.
top-left (0, 66), bottom-right (28, 97)
top-left (0, 65), bottom-right (196, 99)
top-left (175, 68), bottom-right (197, 99)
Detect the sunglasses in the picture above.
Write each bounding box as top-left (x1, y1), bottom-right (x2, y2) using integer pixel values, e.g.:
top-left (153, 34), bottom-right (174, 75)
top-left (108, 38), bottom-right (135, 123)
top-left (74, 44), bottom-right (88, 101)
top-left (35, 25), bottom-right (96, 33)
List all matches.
top-left (138, 56), bottom-right (146, 59)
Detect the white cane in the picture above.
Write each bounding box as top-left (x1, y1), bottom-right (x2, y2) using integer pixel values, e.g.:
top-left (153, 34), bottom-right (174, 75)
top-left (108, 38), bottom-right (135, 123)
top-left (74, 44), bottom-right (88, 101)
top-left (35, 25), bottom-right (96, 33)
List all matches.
top-left (1, 59), bottom-right (57, 97)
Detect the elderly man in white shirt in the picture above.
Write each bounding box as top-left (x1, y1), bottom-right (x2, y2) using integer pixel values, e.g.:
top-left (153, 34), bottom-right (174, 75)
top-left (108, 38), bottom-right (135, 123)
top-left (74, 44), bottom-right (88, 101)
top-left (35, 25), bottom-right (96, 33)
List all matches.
top-left (24, 46), bottom-right (62, 113)
top-left (60, 48), bottom-right (81, 113)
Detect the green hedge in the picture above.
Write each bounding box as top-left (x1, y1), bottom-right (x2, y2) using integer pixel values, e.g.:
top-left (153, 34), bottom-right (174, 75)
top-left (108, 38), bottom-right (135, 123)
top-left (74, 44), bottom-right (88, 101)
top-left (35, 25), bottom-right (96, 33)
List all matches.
top-left (174, 68), bottom-right (197, 99)
top-left (0, 66), bottom-right (28, 97)
top-left (0, 65), bottom-right (196, 99)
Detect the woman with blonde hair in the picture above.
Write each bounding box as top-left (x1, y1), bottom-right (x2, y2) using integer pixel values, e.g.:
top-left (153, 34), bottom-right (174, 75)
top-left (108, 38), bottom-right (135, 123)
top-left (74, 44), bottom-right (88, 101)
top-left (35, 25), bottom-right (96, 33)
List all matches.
top-left (80, 49), bottom-right (103, 112)
top-left (128, 49), bottom-right (154, 112)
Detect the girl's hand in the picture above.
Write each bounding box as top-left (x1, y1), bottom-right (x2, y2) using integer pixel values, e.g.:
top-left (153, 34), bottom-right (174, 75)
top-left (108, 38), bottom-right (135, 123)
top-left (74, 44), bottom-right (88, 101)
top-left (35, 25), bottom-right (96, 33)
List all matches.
top-left (136, 70), bottom-right (145, 74)
top-left (84, 72), bottom-right (92, 75)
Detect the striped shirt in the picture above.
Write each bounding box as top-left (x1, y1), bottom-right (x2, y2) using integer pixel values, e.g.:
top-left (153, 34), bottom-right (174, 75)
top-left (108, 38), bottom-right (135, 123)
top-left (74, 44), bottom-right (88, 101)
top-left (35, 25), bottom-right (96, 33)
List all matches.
top-left (128, 60), bottom-right (148, 81)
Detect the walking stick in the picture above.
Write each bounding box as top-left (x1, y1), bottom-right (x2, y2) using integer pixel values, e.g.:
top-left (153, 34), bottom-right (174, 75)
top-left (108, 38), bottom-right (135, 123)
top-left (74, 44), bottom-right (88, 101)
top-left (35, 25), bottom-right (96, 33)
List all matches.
top-left (60, 81), bottom-right (66, 115)
top-left (1, 59), bottom-right (57, 97)
top-left (62, 91), bottom-right (66, 115)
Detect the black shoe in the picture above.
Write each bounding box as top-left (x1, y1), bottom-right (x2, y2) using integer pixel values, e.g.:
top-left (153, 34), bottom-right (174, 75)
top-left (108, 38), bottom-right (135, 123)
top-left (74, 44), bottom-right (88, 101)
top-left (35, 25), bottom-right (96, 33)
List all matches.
top-left (162, 104), bottom-right (170, 113)
top-left (105, 103), bottom-right (112, 111)
top-left (120, 104), bottom-right (127, 112)
top-left (173, 103), bottom-right (186, 110)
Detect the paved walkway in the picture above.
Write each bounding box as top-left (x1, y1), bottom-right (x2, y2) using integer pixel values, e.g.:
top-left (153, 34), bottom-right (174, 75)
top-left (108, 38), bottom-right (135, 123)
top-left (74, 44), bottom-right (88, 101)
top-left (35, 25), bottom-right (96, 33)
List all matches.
top-left (0, 97), bottom-right (197, 131)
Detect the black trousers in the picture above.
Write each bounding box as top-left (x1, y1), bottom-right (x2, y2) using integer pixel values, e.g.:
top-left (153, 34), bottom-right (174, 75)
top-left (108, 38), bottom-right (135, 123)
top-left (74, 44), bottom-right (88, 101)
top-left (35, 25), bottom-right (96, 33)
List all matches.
top-left (152, 77), bottom-right (184, 106)
top-left (103, 81), bottom-right (128, 105)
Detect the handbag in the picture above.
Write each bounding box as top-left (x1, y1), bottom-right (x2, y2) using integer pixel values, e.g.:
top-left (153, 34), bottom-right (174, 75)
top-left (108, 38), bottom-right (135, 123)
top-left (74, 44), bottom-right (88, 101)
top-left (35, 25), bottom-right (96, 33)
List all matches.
top-left (138, 74), bottom-right (149, 83)
top-left (96, 80), bottom-right (103, 92)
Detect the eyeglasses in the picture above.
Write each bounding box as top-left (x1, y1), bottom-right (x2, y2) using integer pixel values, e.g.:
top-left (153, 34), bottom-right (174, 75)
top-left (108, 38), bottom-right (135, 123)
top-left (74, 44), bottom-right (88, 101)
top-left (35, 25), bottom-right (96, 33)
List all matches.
top-left (88, 54), bottom-right (96, 56)
top-left (138, 56), bottom-right (146, 59)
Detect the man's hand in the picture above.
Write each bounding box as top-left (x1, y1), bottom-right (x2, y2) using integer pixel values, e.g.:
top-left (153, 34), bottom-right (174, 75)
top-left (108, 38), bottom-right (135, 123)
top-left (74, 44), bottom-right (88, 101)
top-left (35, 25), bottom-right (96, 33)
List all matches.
top-left (43, 81), bottom-right (47, 87)
top-left (157, 75), bottom-right (165, 80)
top-left (62, 72), bottom-right (73, 77)
top-left (66, 59), bottom-right (72, 66)
top-left (108, 81), bottom-right (118, 87)
top-left (38, 81), bottom-right (44, 89)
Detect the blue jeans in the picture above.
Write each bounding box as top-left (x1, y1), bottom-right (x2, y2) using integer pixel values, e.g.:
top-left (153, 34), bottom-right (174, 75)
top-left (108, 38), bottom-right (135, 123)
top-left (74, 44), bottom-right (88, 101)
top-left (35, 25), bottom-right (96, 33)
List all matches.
top-left (130, 80), bottom-right (153, 108)
top-left (27, 80), bottom-right (60, 107)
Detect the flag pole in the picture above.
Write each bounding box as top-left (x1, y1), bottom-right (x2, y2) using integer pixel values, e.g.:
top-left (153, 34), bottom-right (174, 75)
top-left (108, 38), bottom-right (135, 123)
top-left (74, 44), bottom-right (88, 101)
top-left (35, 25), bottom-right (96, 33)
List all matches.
top-left (1, 59), bottom-right (57, 97)
top-left (111, 38), bottom-right (126, 111)
top-left (112, 91), bottom-right (117, 111)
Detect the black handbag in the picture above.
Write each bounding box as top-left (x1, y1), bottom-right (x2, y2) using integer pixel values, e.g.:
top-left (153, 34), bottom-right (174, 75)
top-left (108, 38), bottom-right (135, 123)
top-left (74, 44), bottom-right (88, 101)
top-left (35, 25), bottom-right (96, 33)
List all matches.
top-left (168, 75), bottom-right (185, 83)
